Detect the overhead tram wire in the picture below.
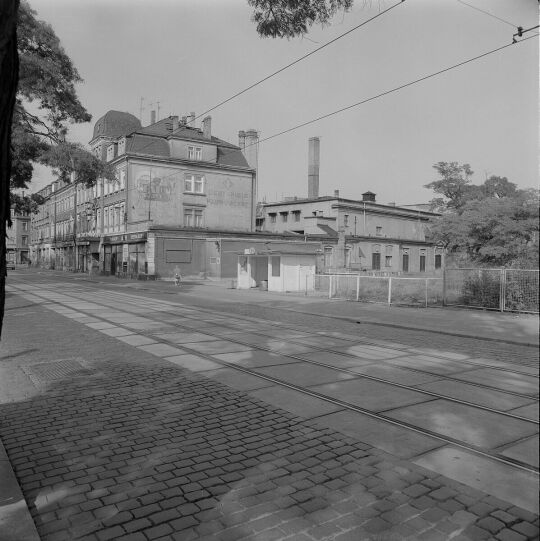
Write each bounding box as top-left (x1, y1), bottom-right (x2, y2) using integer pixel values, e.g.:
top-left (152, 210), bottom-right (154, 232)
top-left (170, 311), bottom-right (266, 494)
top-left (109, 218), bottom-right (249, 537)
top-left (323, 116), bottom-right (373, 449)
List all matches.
top-left (187, 0), bottom-right (406, 124)
top-left (118, 32), bottom-right (538, 186)
top-left (123, 0), bottom-right (405, 157)
top-left (455, 0), bottom-right (517, 29)
top-left (255, 33), bottom-right (539, 146)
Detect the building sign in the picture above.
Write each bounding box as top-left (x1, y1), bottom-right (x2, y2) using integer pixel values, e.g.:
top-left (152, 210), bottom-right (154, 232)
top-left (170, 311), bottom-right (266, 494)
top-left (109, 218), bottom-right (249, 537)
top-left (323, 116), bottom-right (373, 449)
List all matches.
top-left (105, 232), bottom-right (147, 244)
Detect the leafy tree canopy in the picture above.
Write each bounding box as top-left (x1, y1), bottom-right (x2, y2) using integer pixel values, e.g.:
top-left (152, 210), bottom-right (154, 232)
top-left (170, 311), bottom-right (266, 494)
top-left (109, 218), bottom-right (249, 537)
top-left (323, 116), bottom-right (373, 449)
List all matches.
top-left (426, 162), bottom-right (539, 268)
top-left (12, 1), bottom-right (113, 204)
top-left (248, 0), bottom-right (353, 38)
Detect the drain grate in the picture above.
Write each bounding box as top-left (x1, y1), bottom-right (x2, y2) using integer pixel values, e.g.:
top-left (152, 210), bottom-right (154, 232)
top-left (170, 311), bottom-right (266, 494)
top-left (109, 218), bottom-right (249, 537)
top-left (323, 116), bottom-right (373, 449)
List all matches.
top-left (22, 359), bottom-right (92, 385)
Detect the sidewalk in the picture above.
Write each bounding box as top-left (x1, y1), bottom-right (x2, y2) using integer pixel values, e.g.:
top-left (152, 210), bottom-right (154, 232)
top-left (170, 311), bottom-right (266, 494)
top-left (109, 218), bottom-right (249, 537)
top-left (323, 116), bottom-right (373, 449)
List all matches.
top-left (30, 268), bottom-right (538, 347)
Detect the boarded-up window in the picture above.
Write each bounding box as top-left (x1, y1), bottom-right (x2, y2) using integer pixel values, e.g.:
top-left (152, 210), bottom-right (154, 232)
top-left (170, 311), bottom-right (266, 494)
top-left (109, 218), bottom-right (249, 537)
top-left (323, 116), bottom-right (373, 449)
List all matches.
top-left (165, 239), bottom-right (192, 263)
top-left (166, 250), bottom-right (191, 263)
top-left (271, 256), bottom-right (281, 277)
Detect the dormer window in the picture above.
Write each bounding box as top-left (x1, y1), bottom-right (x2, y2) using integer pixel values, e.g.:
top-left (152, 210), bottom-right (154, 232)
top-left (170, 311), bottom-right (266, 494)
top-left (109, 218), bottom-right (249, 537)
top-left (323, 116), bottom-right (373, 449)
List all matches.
top-left (117, 138), bottom-right (126, 156)
top-left (188, 146), bottom-right (202, 161)
top-left (106, 144), bottom-right (115, 162)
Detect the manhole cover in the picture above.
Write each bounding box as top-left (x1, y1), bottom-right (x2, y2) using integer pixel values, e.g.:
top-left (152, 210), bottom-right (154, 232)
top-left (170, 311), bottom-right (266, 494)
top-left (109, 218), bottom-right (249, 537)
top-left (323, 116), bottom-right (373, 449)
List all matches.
top-left (22, 359), bottom-right (92, 384)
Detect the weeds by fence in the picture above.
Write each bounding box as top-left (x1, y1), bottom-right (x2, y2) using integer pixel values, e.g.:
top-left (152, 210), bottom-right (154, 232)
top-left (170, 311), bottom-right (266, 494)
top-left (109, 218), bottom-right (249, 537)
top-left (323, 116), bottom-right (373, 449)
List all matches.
top-left (444, 268), bottom-right (539, 313)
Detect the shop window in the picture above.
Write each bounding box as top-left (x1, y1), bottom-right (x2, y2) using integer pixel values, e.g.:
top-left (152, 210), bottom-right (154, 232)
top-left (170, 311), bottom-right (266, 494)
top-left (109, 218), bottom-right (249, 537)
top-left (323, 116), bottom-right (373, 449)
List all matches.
top-left (271, 256), bottom-right (281, 277)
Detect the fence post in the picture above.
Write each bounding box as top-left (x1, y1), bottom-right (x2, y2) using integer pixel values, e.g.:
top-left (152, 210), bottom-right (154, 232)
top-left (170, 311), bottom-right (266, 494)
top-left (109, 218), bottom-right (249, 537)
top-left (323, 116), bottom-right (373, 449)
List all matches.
top-left (387, 277), bottom-right (392, 305)
top-left (442, 269), bottom-right (446, 306)
top-left (329, 275), bottom-right (332, 299)
top-left (356, 274), bottom-right (360, 301)
top-left (500, 268), bottom-right (506, 312)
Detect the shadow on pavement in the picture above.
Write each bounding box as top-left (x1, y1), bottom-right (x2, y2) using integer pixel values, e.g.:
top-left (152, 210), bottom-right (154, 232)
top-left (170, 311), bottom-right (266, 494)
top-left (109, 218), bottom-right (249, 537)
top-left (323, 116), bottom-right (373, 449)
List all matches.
top-left (0, 355), bottom-right (534, 541)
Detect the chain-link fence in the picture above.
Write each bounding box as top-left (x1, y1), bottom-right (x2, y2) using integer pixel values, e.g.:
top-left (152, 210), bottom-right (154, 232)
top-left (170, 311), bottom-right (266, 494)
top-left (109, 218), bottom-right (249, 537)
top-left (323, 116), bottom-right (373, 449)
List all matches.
top-left (313, 274), bottom-right (443, 307)
top-left (443, 268), bottom-right (539, 313)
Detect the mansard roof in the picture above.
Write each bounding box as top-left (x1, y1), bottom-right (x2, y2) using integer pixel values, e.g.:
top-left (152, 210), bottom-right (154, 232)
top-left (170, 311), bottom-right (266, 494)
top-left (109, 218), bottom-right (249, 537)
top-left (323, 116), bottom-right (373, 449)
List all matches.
top-left (92, 110), bottom-right (141, 140)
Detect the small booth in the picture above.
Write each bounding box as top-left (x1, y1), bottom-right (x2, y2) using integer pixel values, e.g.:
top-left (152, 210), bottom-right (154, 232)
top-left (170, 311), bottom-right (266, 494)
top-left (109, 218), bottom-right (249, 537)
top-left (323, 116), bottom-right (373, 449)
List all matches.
top-left (237, 246), bottom-right (317, 293)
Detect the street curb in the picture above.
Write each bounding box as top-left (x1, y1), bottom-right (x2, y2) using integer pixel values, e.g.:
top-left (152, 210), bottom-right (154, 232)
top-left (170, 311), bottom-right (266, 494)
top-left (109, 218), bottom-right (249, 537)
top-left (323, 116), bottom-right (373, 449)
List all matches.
top-left (269, 305), bottom-right (540, 348)
top-left (0, 439), bottom-right (40, 541)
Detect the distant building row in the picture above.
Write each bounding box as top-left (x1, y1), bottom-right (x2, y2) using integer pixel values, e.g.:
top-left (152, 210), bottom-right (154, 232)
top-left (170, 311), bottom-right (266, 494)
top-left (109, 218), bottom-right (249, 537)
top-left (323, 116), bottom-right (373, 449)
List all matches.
top-left (29, 111), bottom-right (443, 280)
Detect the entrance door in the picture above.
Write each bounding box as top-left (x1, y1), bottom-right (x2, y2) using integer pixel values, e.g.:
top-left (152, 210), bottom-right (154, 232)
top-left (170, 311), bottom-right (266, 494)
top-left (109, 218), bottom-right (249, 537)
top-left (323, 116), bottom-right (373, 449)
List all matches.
top-left (111, 251), bottom-right (117, 275)
top-left (402, 253), bottom-right (409, 272)
top-left (372, 252), bottom-right (381, 271)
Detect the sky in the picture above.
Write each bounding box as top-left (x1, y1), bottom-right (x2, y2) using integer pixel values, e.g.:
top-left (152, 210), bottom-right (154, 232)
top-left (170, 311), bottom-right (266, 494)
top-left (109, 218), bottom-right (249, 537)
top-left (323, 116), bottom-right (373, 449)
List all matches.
top-left (27, 0), bottom-right (538, 205)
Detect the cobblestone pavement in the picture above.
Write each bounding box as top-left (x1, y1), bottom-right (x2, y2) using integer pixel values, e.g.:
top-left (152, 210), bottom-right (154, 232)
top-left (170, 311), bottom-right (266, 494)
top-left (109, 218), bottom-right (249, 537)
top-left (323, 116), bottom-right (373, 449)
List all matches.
top-left (1, 275), bottom-right (539, 541)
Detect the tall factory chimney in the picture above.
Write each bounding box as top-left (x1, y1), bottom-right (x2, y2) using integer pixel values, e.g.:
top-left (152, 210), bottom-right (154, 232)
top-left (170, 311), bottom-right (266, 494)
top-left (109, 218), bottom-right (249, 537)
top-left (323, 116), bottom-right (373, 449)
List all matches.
top-left (308, 137), bottom-right (320, 199)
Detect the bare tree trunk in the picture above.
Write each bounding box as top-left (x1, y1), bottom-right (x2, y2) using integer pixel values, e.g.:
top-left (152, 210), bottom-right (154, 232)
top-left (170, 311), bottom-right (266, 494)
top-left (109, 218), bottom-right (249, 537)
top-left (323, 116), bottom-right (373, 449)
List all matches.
top-left (0, 0), bottom-right (20, 338)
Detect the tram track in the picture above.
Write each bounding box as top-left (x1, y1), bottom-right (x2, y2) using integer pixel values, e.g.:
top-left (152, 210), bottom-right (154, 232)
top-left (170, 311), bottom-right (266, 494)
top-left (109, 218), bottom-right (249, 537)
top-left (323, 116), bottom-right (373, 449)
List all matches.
top-left (13, 283), bottom-right (539, 406)
top-left (10, 282), bottom-right (539, 477)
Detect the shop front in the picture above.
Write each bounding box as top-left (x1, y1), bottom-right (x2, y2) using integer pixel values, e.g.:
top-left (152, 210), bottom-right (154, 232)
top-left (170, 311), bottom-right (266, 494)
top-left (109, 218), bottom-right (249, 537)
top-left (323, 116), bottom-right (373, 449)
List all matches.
top-left (101, 232), bottom-right (147, 277)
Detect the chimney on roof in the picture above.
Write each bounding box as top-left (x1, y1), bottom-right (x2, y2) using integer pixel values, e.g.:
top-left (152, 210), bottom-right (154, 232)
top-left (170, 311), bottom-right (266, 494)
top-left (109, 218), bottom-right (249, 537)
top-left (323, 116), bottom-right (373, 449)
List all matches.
top-left (150, 110), bottom-right (156, 125)
top-left (171, 116), bottom-right (179, 131)
top-left (181, 116), bottom-right (187, 125)
top-left (308, 137), bottom-right (320, 199)
top-left (202, 116), bottom-right (212, 139)
top-left (334, 190), bottom-right (339, 198)
top-left (238, 130), bottom-right (246, 149)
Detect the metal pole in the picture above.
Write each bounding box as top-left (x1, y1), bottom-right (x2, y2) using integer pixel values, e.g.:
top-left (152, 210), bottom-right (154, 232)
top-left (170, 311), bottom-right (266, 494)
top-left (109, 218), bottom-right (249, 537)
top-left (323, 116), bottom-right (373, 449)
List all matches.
top-left (425, 278), bottom-right (428, 308)
top-left (500, 268), bottom-right (506, 312)
top-left (305, 274), bottom-right (308, 296)
top-left (387, 277), bottom-right (392, 305)
top-left (356, 274), bottom-right (360, 301)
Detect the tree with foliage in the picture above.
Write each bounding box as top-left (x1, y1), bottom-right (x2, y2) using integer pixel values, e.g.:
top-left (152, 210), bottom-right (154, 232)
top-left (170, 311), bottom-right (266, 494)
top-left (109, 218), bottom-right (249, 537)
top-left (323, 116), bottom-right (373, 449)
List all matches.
top-left (426, 163), bottom-right (539, 268)
top-left (248, 0), bottom-right (353, 38)
top-left (0, 0), bottom-right (116, 337)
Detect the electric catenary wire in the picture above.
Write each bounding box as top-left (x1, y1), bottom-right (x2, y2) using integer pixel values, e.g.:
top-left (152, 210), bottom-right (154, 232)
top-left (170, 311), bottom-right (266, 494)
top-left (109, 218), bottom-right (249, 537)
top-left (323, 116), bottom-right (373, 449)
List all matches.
top-left (456, 0), bottom-right (517, 28)
top-left (254, 33), bottom-right (539, 146)
top-left (187, 0), bottom-right (405, 124)
top-left (120, 32), bottom-right (538, 185)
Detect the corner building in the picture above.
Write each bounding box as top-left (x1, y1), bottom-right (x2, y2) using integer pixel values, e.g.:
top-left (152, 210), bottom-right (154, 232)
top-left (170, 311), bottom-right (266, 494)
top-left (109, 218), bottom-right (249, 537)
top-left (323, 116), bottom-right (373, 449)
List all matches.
top-left (31, 111), bottom-right (313, 279)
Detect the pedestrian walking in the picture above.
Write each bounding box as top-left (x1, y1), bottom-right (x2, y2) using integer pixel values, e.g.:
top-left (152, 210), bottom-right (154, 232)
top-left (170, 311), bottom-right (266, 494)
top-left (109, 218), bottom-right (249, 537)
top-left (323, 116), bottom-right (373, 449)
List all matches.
top-left (174, 272), bottom-right (182, 287)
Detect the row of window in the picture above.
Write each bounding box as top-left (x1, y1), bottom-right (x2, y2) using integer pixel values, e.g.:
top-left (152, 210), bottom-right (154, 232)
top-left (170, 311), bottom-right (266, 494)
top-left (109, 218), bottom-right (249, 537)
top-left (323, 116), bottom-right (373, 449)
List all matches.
top-left (268, 211), bottom-right (301, 223)
top-left (106, 141), bottom-right (204, 162)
